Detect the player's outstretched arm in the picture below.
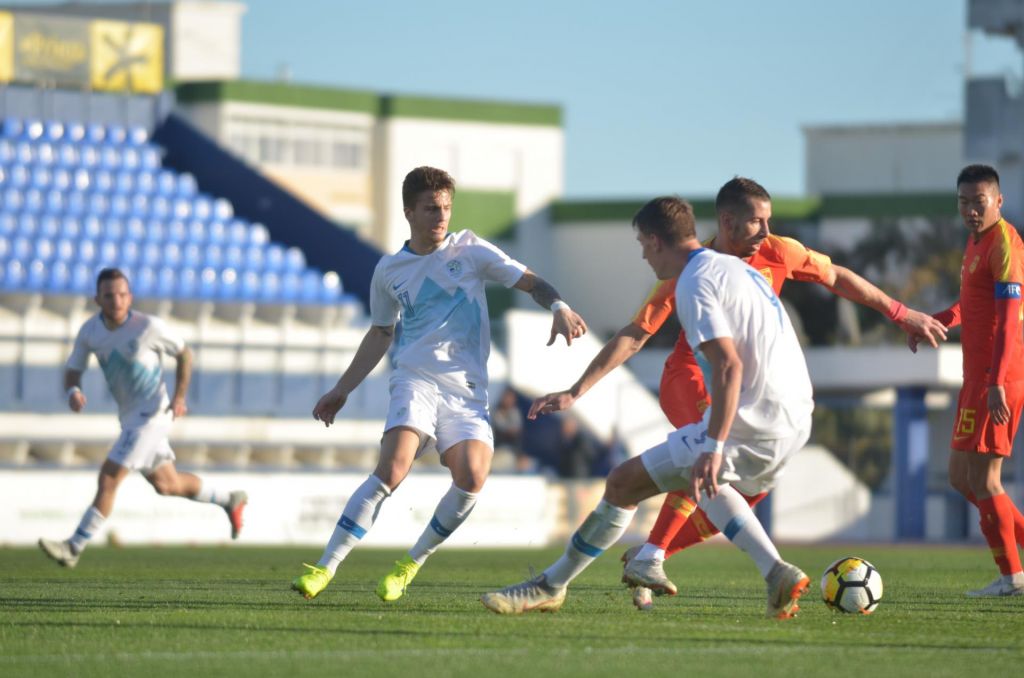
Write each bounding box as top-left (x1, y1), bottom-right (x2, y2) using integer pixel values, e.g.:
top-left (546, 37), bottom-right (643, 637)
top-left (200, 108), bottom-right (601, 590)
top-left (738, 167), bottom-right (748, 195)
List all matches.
top-left (827, 265), bottom-right (947, 348)
top-left (528, 323), bottom-right (651, 419)
top-left (689, 337), bottom-right (741, 501)
top-left (168, 346), bottom-right (192, 419)
top-left (512, 270), bottom-right (587, 346)
top-left (313, 324), bottom-right (394, 427)
top-left (63, 368), bottom-right (86, 412)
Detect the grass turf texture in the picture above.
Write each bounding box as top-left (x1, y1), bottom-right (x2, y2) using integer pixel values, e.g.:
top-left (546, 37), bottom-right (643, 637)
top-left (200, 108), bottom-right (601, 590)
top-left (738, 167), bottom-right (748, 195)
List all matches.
top-left (1, 544), bottom-right (1022, 677)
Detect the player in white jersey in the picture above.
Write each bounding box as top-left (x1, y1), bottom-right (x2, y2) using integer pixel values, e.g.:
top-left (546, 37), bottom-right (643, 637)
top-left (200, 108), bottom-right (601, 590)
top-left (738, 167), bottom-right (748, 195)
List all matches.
top-left (38, 268), bottom-right (247, 568)
top-left (291, 166), bottom-right (588, 602)
top-left (482, 196), bottom-right (813, 619)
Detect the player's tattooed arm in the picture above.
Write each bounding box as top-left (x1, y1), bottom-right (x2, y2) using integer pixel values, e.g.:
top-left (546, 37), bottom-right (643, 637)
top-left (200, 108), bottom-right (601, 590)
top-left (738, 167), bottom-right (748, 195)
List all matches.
top-left (513, 270), bottom-right (588, 346)
top-left (170, 347), bottom-right (192, 418)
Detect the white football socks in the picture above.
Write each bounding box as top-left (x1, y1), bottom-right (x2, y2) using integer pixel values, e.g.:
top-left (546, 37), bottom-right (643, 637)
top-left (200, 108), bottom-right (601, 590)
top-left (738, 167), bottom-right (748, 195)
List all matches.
top-left (699, 485), bottom-right (780, 578)
top-left (544, 499), bottom-right (636, 588)
top-left (68, 506), bottom-right (106, 554)
top-left (408, 484), bottom-right (479, 565)
top-left (317, 475), bottom-right (391, 574)
top-left (193, 479), bottom-right (231, 507)
top-left (635, 543), bottom-right (666, 562)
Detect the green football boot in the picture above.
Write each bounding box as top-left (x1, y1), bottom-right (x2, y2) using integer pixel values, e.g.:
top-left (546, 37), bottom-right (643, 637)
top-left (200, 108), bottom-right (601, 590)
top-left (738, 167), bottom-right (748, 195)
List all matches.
top-left (376, 555), bottom-right (421, 601)
top-left (291, 563), bottom-right (333, 600)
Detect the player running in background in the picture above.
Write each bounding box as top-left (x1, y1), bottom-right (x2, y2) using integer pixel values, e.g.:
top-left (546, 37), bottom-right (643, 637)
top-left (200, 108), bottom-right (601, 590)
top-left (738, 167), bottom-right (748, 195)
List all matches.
top-left (39, 268), bottom-right (247, 568)
top-left (483, 196), bottom-right (815, 619)
top-left (911, 164), bottom-right (1024, 596)
top-left (530, 177), bottom-right (947, 608)
top-left (291, 166), bottom-right (587, 602)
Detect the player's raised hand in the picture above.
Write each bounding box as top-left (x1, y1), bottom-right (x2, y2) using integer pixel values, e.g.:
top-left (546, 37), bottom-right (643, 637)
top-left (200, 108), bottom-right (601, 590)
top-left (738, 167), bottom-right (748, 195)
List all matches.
top-left (68, 390), bottom-right (86, 413)
top-left (988, 385), bottom-right (1011, 425)
top-left (313, 387), bottom-right (348, 427)
top-left (549, 308), bottom-right (588, 346)
top-left (528, 391), bottom-right (576, 419)
top-left (690, 452), bottom-right (722, 500)
top-left (168, 395), bottom-right (188, 419)
top-left (900, 309), bottom-right (947, 349)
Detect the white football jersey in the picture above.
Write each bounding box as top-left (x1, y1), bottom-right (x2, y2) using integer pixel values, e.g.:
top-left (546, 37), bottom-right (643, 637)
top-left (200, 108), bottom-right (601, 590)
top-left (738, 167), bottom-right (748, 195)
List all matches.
top-left (66, 311), bottom-right (186, 427)
top-left (370, 230), bottom-right (527, 395)
top-left (674, 247), bottom-right (813, 440)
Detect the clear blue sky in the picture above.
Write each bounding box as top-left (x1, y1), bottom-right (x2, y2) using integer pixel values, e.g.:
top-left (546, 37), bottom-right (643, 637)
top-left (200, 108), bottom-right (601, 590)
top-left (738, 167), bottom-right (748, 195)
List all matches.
top-left (239, 0), bottom-right (1024, 199)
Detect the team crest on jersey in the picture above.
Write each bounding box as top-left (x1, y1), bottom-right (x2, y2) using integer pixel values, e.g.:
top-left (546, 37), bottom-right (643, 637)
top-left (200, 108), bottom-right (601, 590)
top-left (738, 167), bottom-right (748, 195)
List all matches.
top-left (446, 259), bottom-right (463, 278)
top-left (759, 268), bottom-right (773, 286)
top-left (969, 255), bottom-right (980, 274)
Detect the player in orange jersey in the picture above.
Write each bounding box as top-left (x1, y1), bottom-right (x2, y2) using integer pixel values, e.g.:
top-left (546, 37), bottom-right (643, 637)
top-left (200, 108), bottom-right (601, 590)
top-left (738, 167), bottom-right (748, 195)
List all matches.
top-left (910, 165), bottom-right (1024, 596)
top-left (530, 177), bottom-right (948, 609)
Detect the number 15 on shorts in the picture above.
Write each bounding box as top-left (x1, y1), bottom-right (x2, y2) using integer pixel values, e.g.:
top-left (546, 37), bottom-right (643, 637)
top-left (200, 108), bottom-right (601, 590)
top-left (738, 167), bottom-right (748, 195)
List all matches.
top-left (956, 408), bottom-right (976, 435)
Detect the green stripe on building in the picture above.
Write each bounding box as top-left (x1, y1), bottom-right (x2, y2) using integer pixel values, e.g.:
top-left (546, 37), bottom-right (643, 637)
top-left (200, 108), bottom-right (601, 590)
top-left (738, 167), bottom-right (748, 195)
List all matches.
top-left (381, 95), bottom-right (561, 127)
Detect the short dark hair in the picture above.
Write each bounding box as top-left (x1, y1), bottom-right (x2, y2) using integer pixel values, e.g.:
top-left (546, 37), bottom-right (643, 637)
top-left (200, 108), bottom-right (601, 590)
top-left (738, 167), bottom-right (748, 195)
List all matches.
top-left (96, 267), bottom-right (129, 293)
top-left (715, 176), bottom-right (771, 214)
top-left (632, 196), bottom-right (696, 246)
top-left (402, 166), bottom-right (456, 209)
top-left (957, 164), bottom-right (1000, 189)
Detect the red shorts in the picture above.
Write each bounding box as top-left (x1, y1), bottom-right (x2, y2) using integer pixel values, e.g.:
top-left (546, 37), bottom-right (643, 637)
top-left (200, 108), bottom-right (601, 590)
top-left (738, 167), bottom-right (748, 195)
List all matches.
top-left (951, 378), bottom-right (1024, 456)
top-left (659, 358), bottom-right (708, 428)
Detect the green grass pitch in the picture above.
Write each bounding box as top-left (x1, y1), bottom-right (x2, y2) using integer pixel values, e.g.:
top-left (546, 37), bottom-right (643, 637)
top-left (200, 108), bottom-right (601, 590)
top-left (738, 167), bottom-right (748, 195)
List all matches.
top-left (2, 544), bottom-right (1022, 677)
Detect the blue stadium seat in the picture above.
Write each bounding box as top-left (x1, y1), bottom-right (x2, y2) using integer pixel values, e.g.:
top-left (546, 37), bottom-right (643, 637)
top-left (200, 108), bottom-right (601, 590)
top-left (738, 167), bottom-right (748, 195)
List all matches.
top-left (124, 217), bottom-right (146, 242)
top-left (60, 215), bottom-right (81, 239)
top-left (65, 122), bottom-right (85, 144)
top-left (97, 239), bottom-right (119, 266)
top-left (299, 270), bottom-right (322, 303)
top-left (17, 213), bottom-right (37, 237)
top-left (14, 141), bottom-right (33, 164)
top-left (182, 243), bottom-right (203, 269)
top-left (134, 266), bottom-right (156, 297)
top-left (198, 267), bottom-right (218, 298)
top-left (72, 168), bottom-right (91, 191)
top-left (76, 239), bottom-right (97, 266)
top-left (176, 267), bottom-right (198, 298)
top-left (204, 244), bottom-right (223, 269)
top-left (140, 146), bottom-right (161, 170)
top-left (34, 142), bottom-right (55, 166)
top-left (243, 244), bottom-right (265, 271)
top-left (23, 119), bottom-right (44, 141)
top-left (143, 219), bottom-right (164, 243)
top-left (7, 164), bottom-right (29, 188)
top-left (141, 242), bottom-right (163, 268)
top-left (150, 195), bottom-right (171, 219)
top-left (56, 142), bottom-right (78, 167)
top-left (120, 241), bottom-right (140, 267)
top-left (239, 270), bottom-right (260, 301)
top-left (2, 117), bottom-right (23, 138)
top-left (31, 166), bottom-right (51, 190)
top-left (42, 188), bottom-right (63, 214)
top-left (127, 126), bottom-right (148, 146)
top-left (172, 197), bottom-right (192, 220)
top-left (78, 145), bottom-right (99, 169)
top-left (285, 247), bottom-right (306, 272)
top-left (65, 190), bottom-right (87, 215)
top-left (207, 220), bottom-right (227, 245)
top-left (156, 266), bottom-right (176, 297)
top-left (107, 124), bottom-right (127, 146)
top-left (0, 214), bottom-right (14, 237)
top-left (135, 169), bottom-right (155, 194)
top-left (70, 262), bottom-right (91, 294)
top-left (11, 237), bottom-right (32, 261)
top-left (51, 168), bottom-right (72, 191)
top-left (114, 170), bottom-right (135, 194)
top-left (192, 196), bottom-right (213, 221)
top-left (258, 271), bottom-right (281, 303)
top-left (187, 219), bottom-right (205, 243)
top-left (156, 170), bottom-right (177, 196)
top-left (280, 272), bottom-right (301, 303)
top-left (23, 188), bottom-right (44, 212)
top-left (2, 187), bottom-right (23, 211)
top-left (227, 219), bottom-right (249, 245)
top-left (89, 192), bottom-right (111, 217)
top-left (4, 259), bottom-right (25, 289)
top-left (86, 123), bottom-right (106, 145)
top-left (99, 146), bottom-right (121, 171)
top-left (130, 193), bottom-right (150, 217)
top-left (223, 244), bottom-right (244, 269)
top-left (166, 220), bottom-right (187, 244)
top-left (0, 139), bottom-right (13, 164)
top-left (38, 214), bottom-right (60, 238)
top-left (176, 172), bottom-right (197, 196)
top-left (0, 235), bottom-right (9, 261)
top-left (321, 271), bottom-right (343, 303)
top-left (54, 237), bottom-right (75, 263)
top-left (213, 198), bottom-right (233, 220)
top-left (121, 147), bottom-right (140, 170)
top-left (47, 260), bottom-right (70, 293)
top-left (162, 242), bottom-right (182, 268)
top-left (25, 259), bottom-right (46, 290)
top-left (33, 238), bottom-right (54, 262)
top-left (218, 268), bottom-right (239, 300)
top-left (264, 243), bottom-right (285, 271)
top-left (81, 215), bottom-right (103, 240)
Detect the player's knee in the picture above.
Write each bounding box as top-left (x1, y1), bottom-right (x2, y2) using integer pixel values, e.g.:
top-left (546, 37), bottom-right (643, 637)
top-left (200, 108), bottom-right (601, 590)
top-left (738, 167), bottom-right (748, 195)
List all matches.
top-left (604, 466), bottom-right (631, 505)
top-left (150, 477), bottom-right (177, 496)
top-left (948, 475), bottom-right (971, 497)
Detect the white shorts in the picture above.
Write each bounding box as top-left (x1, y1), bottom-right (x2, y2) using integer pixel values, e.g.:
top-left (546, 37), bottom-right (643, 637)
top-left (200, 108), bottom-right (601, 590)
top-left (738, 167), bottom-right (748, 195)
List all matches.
top-left (641, 414), bottom-right (811, 496)
top-left (384, 375), bottom-right (494, 456)
top-left (108, 413), bottom-right (176, 474)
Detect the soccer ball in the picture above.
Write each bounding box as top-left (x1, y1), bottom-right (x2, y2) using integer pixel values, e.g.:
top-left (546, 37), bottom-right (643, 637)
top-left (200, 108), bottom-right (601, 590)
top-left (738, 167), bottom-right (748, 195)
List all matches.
top-left (821, 556), bottom-right (883, 614)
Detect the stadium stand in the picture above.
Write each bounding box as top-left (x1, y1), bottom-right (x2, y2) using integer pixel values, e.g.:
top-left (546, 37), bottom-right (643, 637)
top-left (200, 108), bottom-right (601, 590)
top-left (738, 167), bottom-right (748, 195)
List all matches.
top-left (0, 116), bottom-right (389, 470)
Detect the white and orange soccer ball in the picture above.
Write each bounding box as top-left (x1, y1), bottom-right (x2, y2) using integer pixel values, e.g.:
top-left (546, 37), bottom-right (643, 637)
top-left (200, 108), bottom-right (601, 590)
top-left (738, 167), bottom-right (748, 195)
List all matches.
top-left (821, 556), bottom-right (883, 614)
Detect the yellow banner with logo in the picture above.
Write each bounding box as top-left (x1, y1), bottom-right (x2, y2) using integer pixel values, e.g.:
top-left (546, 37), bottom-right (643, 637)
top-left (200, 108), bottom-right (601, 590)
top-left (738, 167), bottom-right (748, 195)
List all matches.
top-left (0, 11), bottom-right (162, 93)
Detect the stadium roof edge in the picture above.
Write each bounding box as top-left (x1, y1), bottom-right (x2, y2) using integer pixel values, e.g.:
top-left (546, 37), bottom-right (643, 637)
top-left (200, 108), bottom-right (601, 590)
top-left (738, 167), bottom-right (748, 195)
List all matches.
top-left (174, 80), bottom-right (562, 126)
top-left (550, 192), bottom-right (955, 224)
